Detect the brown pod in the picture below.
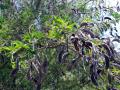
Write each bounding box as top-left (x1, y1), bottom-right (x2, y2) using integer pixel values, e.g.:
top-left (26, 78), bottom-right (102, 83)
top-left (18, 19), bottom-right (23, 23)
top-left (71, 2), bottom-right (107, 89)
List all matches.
top-left (104, 17), bottom-right (112, 20)
top-left (104, 54), bottom-right (110, 69)
top-left (58, 50), bottom-right (64, 63)
top-left (71, 34), bottom-right (79, 51)
top-left (90, 73), bottom-right (98, 86)
top-left (80, 22), bottom-right (88, 27)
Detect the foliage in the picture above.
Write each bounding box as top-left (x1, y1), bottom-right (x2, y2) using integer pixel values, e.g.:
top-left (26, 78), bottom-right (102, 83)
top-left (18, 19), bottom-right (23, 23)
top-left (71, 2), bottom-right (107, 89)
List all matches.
top-left (0, 0), bottom-right (120, 90)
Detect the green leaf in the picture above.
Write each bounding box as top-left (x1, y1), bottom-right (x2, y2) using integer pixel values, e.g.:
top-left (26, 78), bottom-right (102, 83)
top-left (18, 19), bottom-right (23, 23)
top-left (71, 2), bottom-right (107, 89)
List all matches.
top-left (23, 31), bottom-right (45, 42)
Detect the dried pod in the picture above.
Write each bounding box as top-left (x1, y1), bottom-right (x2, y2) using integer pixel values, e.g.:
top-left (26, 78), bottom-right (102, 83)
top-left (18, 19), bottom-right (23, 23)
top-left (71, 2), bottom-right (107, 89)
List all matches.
top-left (114, 27), bottom-right (117, 32)
top-left (80, 22), bottom-right (88, 27)
top-left (117, 6), bottom-right (120, 12)
top-left (104, 17), bottom-right (112, 20)
top-left (90, 62), bottom-right (98, 80)
top-left (97, 69), bottom-right (102, 75)
top-left (110, 31), bottom-right (114, 37)
top-left (70, 34), bottom-right (79, 51)
top-left (100, 44), bottom-right (112, 56)
top-left (89, 23), bottom-right (94, 27)
top-left (73, 42), bottom-right (79, 51)
top-left (71, 9), bottom-right (77, 14)
top-left (85, 41), bottom-right (92, 48)
top-left (42, 60), bottom-right (49, 73)
top-left (42, 60), bottom-right (48, 68)
top-left (90, 73), bottom-right (98, 86)
top-left (112, 38), bottom-right (120, 43)
top-left (82, 29), bottom-right (97, 38)
top-left (90, 64), bottom-right (94, 74)
top-left (32, 77), bottom-right (38, 84)
top-left (81, 47), bottom-right (85, 55)
top-left (58, 50), bottom-right (64, 63)
top-left (104, 54), bottom-right (110, 69)
top-left (10, 68), bottom-right (19, 77)
top-left (116, 33), bottom-right (120, 38)
top-left (109, 47), bottom-right (115, 54)
top-left (82, 41), bottom-right (92, 49)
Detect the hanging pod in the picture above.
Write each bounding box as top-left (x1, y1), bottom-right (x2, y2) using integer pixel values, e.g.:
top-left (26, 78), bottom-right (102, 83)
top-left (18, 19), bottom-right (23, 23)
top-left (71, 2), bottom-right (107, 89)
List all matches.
top-left (90, 63), bottom-right (98, 86)
top-left (104, 54), bottom-right (110, 69)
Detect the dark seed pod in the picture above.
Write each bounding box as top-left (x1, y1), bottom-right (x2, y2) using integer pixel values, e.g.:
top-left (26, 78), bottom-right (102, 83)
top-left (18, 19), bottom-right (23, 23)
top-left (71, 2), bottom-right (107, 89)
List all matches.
top-left (109, 46), bottom-right (115, 59)
top-left (101, 44), bottom-right (112, 56)
top-left (43, 60), bottom-right (48, 67)
top-left (90, 62), bottom-right (98, 78)
top-left (80, 22), bottom-right (88, 27)
top-left (90, 64), bottom-right (94, 74)
top-left (42, 60), bottom-right (49, 73)
top-left (104, 54), bottom-right (110, 69)
top-left (71, 9), bottom-right (77, 14)
top-left (58, 50), bottom-right (64, 63)
top-left (110, 31), bottom-right (114, 37)
top-left (89, 23), bottom-right (94, 27)
top-left (114, 27), bottom-right (117, 32)
top-left (104, 17), bottom-right (112, 20)
top-left (74, 43), bottom-right (79, 51)
top-left (112, 38), bottom-right (120, 43)
top-left (70, 34), bottom-right (79, 51)
top-left (82, 29), bottom-right (97, 38)
top-left (116, 33), bottom-right (120, 38)
top-left (85, 41), bottom-right (92, 48)
top-left (90, 73), bottom-right (98, 86)
top-left (117, 6), bottom-right (120, 12)
top-left (10, 68), bottom-right (19, 77)
top-left (97, 69), bottom-right (102, 75)
top-left (82, 41), bottom-right (92, 49)
top-left (81, 47), bottom-right (85, 55)
top-left (32, 77), bottom-right (38, 84)
top-left (86, 56), bottom-right (91, 62)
